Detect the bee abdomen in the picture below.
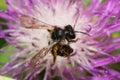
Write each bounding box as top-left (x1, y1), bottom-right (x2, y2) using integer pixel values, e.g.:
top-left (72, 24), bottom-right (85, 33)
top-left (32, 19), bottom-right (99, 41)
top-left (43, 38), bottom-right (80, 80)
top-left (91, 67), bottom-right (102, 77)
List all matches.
top-left (57, 45), bottom-right (73, 56)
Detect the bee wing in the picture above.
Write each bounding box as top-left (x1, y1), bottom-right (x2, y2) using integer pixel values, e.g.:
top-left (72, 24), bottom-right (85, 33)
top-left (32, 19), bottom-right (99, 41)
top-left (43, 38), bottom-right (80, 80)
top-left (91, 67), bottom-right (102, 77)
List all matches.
top-left (19, 15), bottom-right (54, 30)
top-left (29, 47), bottom-right (51, 68)
top-left (29, 42), bottom-right (57, 68)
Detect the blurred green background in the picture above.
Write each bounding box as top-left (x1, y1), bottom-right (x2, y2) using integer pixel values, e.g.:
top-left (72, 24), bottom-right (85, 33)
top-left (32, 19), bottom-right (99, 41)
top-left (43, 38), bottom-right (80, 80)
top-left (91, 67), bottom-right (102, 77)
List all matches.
top-left (0, 0), bottom-right (8, 65)
top-left (0, 0), bottom-right (7, 48)
top-left (0, 1), bottom-right (15, 80)
top-left (0, 0), bottom-right (7, 10)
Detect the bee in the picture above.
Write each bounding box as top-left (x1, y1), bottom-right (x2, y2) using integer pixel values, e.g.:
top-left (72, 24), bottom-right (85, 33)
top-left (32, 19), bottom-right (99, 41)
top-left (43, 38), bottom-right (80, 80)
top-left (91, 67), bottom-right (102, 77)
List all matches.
top-left (20, 15), bottom-right (90, 67)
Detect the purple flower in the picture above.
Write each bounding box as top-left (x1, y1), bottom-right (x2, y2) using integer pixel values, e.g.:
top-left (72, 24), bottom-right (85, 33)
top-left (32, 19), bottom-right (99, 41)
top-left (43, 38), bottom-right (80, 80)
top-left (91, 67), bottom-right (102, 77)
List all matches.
top-left (0, 0), bottom-right (120, 80)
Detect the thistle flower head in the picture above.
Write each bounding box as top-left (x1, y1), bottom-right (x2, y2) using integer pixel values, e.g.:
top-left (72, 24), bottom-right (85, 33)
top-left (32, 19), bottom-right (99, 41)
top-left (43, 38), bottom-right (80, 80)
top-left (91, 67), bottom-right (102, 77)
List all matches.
top-left (0, 0), bottom-right (120, 80)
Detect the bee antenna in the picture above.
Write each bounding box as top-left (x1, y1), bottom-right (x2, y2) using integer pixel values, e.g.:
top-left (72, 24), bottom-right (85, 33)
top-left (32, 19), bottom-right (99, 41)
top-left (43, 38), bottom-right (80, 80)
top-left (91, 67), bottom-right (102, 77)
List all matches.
top-left (75, 31), bottom-right (90, 36)
top-left (73, 10), bottom-right (80, 29)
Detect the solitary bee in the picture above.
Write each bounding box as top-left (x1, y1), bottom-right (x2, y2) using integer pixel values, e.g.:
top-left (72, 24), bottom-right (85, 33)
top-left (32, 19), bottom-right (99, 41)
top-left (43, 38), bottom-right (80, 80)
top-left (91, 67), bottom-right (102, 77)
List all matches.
top-left (28, 24), bottom-right (76, 67)
top-left (20, 15), bottom-right (89, 67)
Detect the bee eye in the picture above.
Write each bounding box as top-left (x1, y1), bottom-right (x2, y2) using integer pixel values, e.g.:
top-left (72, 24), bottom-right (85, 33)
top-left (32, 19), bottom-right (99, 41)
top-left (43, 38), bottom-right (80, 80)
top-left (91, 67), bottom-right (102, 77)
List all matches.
top-left (64, 25), bottom-right (73, 31)
top-left (65, 31), bottom-right (76, 39)
top-left (64, 25), bottom-right (76, 40)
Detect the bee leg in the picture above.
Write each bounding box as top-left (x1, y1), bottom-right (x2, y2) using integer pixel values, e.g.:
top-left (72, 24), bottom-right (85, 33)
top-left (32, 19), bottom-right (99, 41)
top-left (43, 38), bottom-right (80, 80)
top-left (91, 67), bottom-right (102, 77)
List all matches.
top-left (53, 55), bottom-right (57, 64)
top-left (67, 38), bottom-right (80, 44)
top-left (71, 38), bottom-right (80, 42)
top-left (67, 55), bottom-right (70, 61)
top-left (64, 52), bottom-right (70, 61)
